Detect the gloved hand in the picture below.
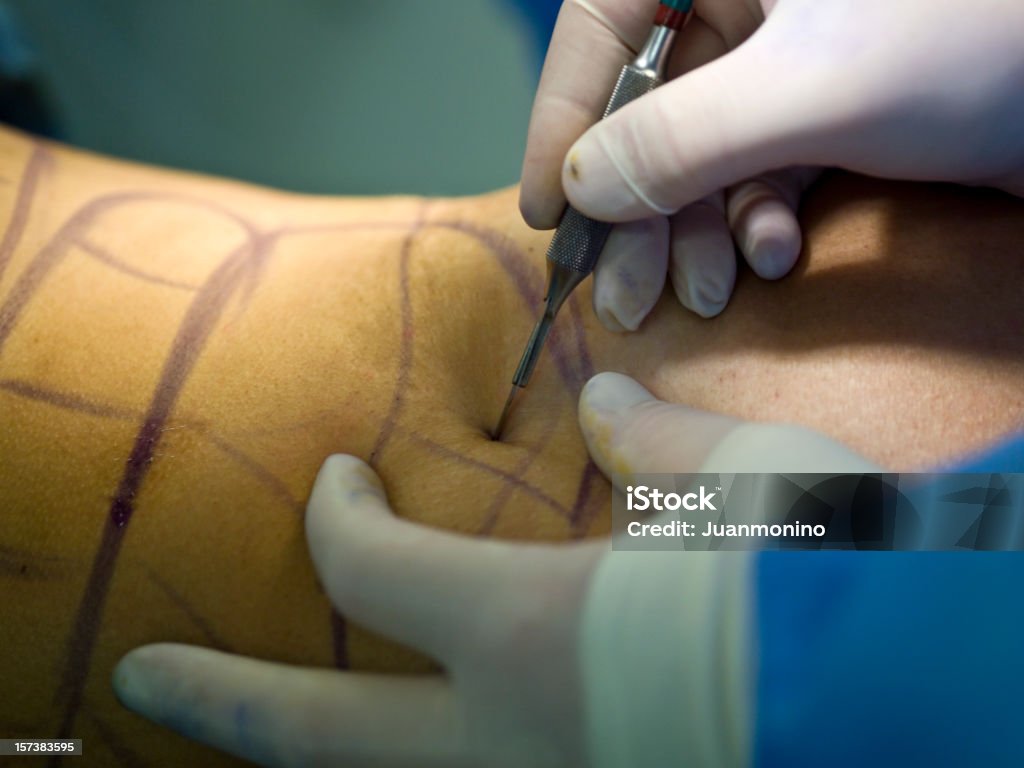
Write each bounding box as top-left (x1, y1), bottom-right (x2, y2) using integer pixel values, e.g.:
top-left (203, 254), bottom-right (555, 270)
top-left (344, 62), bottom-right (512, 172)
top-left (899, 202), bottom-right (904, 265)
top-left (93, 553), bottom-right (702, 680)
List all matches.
top-left (112, 374), bottom-right (876, 767)
top-left (521, 0), bottom-right (1024, 320)
top-left (113, 454), bottom-right (606, 768)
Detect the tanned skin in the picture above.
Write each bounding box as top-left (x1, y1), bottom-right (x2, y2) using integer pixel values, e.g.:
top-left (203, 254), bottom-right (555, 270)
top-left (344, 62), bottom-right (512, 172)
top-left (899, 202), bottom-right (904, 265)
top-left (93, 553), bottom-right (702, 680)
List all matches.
top-left (1, 126), bottom-right (1022, 765)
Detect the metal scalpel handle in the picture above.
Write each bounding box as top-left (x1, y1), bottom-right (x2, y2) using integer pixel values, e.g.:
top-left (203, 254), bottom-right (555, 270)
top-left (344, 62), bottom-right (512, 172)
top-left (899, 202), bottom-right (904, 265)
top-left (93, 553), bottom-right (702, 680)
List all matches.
top-left (546, 22), bottom-right (677, 278)
top-left (548, 69), bottom-right (660, 277)
top-left (504, 58), bottom-right (669, 394)
top-left (493, 7), bottom-right (689, 438)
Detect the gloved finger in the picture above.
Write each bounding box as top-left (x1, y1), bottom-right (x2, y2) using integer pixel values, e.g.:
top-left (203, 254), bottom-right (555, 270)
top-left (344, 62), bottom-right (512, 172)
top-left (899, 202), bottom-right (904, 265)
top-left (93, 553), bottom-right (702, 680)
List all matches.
top-left (306, 454), bottom-right (519, 662)
top-left (306, 455), bottom-right (603, 665)
top-left (667, 191), bottom-right (737, 318)
top-left (520, 0), bottom-right (661, 229)
top-left (578, 372), bottom-right (741, 489)
top-left (113, 644), bottom-right (466, 768)
top-left (561, 27), bottom-right (819, 222)
top-left (726, 167), bottom-right (820, 280)
top-left (578, 372), bottom-right (881, 483)
top-left (592, 216), bottom-right (668, 332)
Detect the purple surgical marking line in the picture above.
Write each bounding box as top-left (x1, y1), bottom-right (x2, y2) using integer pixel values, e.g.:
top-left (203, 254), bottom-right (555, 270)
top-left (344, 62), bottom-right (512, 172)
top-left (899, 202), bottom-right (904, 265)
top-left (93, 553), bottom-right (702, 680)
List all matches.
top-left (566, 293), bottom-right (596, 385)
top-left (567, 460), bottom-right (604, 537)
top-left (0, 377), bottom-right (136, 420)
top-left (201, 431), bottom-right (303, 512)
top-left (476, 454), bottom-right (538, 536)
top-left (476, 410), bottom-right (566, 535)
top-left (0, 376), bottom-right (301, 512)
top-left (432, 219), bottom-right (596, 392)
top-left (110, 240), bottom-right (264, 528)
top-left (72, 711), bottom-right (150, 768)
top-left (4, 205), bottom-right (430, 729)
top-left (1, 190), bottom-right (603, 744)
top-left (368, 203), bottom-right (426, 465)
top-left (405, 430), bottom-right (571, 519)
top-left (429, 219), bottom-right (605, 530)
top-left (54, 236), bottom-right (268, 742)
top-left (53, 520), bottom-right (123, 743)
top-left (330, 610), bottom-right (349, 670)
top-left (0, 143), bottom-right (50, 284)
top-left (76, 238), bottom-right (201, 292)
top-left (0, 190), bottom-right (255, 357)
top-left (143, 567), bottom-right (234, 652)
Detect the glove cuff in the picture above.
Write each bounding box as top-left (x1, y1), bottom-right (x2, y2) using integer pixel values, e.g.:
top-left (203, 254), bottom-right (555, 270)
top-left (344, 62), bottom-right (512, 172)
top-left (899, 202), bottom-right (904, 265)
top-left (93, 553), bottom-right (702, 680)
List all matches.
top-left (579, 544), bottom-right (754, 768)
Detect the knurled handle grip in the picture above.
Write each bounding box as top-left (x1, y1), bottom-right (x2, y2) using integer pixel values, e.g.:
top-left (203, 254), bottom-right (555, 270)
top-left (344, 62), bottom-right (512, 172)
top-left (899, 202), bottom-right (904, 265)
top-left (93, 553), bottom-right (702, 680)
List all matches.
top-left (547, 65), bottom-right (661, 275)
top-left (604, 63), bottom-right (661, 118)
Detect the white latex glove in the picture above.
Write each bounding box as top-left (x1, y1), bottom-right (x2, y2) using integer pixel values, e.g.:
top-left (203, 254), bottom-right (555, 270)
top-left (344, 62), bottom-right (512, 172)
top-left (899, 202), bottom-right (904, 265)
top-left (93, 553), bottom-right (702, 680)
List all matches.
top-left (578, 371), bottom-right (881, 478)
top-left (521, 0), bottom-right (1024, 320)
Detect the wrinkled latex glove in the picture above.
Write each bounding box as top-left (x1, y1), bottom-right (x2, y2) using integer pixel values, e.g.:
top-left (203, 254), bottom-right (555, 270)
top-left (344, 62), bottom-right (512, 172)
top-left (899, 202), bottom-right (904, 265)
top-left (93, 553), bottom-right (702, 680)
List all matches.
top-left (521, 0), bottom-right (1024, 321)
top-left (113, 454), bottom-right (608, 768)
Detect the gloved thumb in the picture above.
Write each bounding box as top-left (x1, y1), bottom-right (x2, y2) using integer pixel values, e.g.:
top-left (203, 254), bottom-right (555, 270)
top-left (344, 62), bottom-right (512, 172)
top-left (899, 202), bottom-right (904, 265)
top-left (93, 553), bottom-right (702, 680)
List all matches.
top-left (562, 30), bottom-right (817, 222)
top-left (578, 372), bottom-right (880, 488)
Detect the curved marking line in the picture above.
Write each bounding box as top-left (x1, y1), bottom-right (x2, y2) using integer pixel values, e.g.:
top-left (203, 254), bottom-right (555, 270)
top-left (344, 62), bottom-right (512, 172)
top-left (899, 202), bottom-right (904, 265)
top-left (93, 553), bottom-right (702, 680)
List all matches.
top-left (76, 710), bottom-right (149, 768)
top-left (0, 143), bottom-right (50, 283)
top-left (143, 567), bottom-right (233, 652)
top-left (0, 378), bottom-right (301, 512)
top-left (406, 431), bottom-right (570, 519)
top-left (117, 239), bottom-right (264, 528)
top-left (477, 409), bottom-right (566, 535)
top-left (201, 431), bottom-right (302, 512)
top-left (430, 219), bottom-right (603, 530)
top-left (330, 610), bottom-right (349, 670)
top-left (54, 236), bottom-right (267, 741)
top-left (567, 459), bottom-right (604, 537)
top-left (0, 190), bottom-right (255, 358)
top-left (432, 219), bottom-right (598, 390)
top-left (566, 292), bottom-right (596, 386)
top-left (76, 239), bottom-right (201, 291)
top-left (0, 377), bottom-right (136, 420)
top-left (368, 203), bottom-right (426, 464)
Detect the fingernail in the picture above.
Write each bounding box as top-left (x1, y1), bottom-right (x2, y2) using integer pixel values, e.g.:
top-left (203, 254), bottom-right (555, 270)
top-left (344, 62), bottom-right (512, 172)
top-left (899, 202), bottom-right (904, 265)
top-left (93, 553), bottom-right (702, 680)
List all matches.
top-left (113, 645), bottom-right (179, 716)
top-left (750, 238), bottom-right (796, 280)
top-left (112, 645), bottom-right (209, 739)
top-left (691, 274), bottom-right (730, 318)
top-left (594, 271), bottom-right (644, 333)
top-left (579, 374), bottom-right (658, 484)
top-left (563, 133), bottom-right (666, 220)
top-left (321, 454), bottom-right (385, 500)
top-left (680, 261), bottom-right (732, 319)
top-left (580, 372), bottom-right (654, 421)
top-left (594, 218), bottom-right (669, 331)
top-left (596, 303), bottom-right (629, 333)
top-left (113, 650), bottom-right (152, 712)
top-left (742, 213), bottom-right (800, 280)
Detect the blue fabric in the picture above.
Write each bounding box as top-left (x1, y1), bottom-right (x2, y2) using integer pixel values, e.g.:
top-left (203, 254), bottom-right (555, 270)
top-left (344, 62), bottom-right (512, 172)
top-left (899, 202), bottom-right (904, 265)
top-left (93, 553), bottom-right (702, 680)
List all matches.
top-left (499, 0), bottom-right (560, 73)
top-left (754, 434), bottom-right (1024, 766)
top-left (945, 433), bottom-right (1024, 474)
